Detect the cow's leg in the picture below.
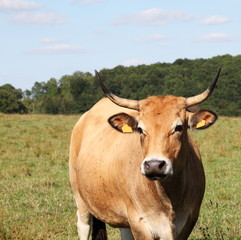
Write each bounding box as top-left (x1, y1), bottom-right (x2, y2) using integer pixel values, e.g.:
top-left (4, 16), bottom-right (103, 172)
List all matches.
top-left (120, 228), bottom-right (134, 240)
top-left (75, 193), bottom-right (92, 240)
top-left (92, 217), bottom-right (107, 240)
top-left (70, 165), bottom-right (91, 239)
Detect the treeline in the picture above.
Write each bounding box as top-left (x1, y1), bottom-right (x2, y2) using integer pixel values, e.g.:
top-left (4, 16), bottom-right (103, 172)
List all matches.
top-left (1, 54), bottom-right (241, 116)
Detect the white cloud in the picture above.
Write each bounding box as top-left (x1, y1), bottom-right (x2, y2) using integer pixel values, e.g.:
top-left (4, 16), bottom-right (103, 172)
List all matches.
top-left (0, 0), bottom-right (42, 11)
top-left (122, 58), bottom-right (147, 66)
top-left (201, 15), bottom-right (229, 25)
top-left (11, 12), bottom-right (67, 25)
top-left (29, 44), bottom-right (88, 54)
top-left (114, 8), bottom-right (196, 26)
top-left (198, 33), bottom-right (235, 42)
top-left (40, 38), bottom-right (60, 43)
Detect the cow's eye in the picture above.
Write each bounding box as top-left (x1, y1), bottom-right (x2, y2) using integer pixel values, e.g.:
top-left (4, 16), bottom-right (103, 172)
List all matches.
top-left (137, 127), bottom-right (144, 135)
top-left (175, 125), bottom-right (183, 133)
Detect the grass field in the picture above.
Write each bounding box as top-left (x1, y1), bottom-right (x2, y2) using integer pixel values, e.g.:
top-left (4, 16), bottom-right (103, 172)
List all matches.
top-left (0, 114), bottom-right (240, 240)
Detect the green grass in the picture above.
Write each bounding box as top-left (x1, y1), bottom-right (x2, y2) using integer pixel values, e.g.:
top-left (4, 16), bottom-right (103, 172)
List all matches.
top-left (189, 117), bottom-right (241, 240)
top-left (0, 114), bottom-right (240, 239)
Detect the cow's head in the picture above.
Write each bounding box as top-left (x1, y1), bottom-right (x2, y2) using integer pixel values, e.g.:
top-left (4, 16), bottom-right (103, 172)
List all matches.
top-left (95, 69), bottom-right (220, 181)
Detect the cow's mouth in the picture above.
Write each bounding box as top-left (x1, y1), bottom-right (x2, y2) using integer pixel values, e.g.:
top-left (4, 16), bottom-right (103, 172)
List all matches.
top-left (145, 174), bottom-right (168, 181)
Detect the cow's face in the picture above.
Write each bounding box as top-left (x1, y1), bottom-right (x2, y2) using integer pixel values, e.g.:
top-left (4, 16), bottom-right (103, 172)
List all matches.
top-left (96, 68), bottom-right (220, 181)
top-left (108, 96), bottom-right (217, 181)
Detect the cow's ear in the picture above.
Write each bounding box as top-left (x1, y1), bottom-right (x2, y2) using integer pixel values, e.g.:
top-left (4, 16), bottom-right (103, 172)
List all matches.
top-left (108, 113), bottom-right (138, 133)
top-left (188, 109), bottom-right (218, 130)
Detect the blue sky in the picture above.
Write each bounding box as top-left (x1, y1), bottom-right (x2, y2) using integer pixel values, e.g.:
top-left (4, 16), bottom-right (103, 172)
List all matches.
top-left (0, 0), bottom-right (240, 90)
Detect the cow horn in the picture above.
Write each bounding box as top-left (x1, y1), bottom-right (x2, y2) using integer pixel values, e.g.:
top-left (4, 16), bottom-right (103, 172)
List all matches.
top-left (185, 67), bottom-right (221, 107)
top-left (95, 70), bottom-right (140, 111)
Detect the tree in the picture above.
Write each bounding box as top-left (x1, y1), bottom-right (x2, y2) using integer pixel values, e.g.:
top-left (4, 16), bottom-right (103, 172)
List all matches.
top-left (0, 84), bottom-right (27, 113)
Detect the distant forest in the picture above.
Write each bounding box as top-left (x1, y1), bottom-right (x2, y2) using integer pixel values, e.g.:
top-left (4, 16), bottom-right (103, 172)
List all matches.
top-left (0, 54), bottom-right (241, 116)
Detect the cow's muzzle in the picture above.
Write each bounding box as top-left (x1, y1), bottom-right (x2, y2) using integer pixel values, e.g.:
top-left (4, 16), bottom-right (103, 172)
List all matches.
top-left (142, 159), bottom-right (172, 181)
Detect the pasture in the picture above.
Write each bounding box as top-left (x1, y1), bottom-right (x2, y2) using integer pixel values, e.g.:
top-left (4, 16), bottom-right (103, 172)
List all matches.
top-left (0, 114), bottom-right (240, 239)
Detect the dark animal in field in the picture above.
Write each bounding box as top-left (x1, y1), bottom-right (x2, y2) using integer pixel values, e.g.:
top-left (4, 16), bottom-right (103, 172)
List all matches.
top-left (69, 68), bottom-right (221, 240)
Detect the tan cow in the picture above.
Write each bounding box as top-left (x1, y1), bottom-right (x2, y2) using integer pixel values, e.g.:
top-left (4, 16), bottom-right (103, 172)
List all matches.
top-left (69, 68), bottom-right (221, 240)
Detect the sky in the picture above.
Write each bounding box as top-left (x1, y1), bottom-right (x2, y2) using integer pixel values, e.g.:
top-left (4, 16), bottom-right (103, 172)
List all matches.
top-left (0, 0), bottom-right (241, 90)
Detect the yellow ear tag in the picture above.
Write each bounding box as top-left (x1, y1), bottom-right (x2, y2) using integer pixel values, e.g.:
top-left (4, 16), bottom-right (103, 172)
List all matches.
top-left (196, 119), bottom-right (206, 128)
top-left (122, 124), bottom-right (133, 133)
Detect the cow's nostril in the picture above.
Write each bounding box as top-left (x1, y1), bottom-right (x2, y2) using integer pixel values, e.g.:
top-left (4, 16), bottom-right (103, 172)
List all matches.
top-left (144, 161), bottom-right (150, 169)
top-left (158, 161), bottom-right (165, 169)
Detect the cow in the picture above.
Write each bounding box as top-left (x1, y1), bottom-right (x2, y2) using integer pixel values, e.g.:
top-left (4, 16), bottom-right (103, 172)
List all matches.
top-left (69, 68), bottom-right (221, 240)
